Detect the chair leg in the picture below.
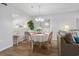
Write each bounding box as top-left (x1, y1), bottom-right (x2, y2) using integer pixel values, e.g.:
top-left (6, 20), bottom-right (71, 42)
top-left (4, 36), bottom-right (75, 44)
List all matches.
top-left (38, 43), bottom-right (41, 49)
top-left (50, 43), bottom-right (53, 48)
top-left (31, 42), bottom-right (34, 53)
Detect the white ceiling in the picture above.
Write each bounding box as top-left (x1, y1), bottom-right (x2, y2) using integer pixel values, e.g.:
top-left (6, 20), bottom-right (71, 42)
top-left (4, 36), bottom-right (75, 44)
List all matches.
top-left (8, 3), bottom-right (79, 16)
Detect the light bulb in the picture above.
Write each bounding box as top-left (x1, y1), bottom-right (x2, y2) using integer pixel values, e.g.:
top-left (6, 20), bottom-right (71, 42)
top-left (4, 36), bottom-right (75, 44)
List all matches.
top-left (45, 22), bottom-right (49, 26)
top-left (35, 17), bottom-right (44, 22)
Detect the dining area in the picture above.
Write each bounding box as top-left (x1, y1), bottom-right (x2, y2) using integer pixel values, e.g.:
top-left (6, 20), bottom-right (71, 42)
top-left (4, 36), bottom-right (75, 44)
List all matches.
top-left (12, 29), bottom-right (56, 55)
top-left (10, 7), bottom-right (59, 55)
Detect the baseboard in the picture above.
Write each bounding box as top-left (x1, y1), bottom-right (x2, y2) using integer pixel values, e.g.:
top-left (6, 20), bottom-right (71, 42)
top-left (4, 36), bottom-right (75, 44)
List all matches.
top-left (0, 44), bottom-right (13, 52)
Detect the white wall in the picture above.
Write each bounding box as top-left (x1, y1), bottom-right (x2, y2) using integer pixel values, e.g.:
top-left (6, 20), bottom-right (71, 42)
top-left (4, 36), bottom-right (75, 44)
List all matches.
top-left (0, 4), bottom-right (27, 51)
top-left (0, 5), bottom-right (13, 51)
top-left (50, 12), bottom-right (79, 40)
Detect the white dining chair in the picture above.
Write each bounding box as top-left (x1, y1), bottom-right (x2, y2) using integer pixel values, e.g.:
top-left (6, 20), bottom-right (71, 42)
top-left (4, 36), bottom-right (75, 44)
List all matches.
top-left (40, 32), bottom-right (53, 49)
top-left (24, 32), bottom-right (33, 51)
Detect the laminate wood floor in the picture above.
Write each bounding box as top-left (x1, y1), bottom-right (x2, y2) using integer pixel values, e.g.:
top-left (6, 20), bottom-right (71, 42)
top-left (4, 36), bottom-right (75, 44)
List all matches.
top-left (0, 40), bottom-right (58, 56)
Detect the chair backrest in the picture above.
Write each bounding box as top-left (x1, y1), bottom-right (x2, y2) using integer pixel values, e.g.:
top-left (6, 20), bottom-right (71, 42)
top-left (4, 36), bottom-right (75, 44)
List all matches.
top-left (24, 32), bottom-right (32, 41)
top-left (48, 32), bottom-right (53, 43)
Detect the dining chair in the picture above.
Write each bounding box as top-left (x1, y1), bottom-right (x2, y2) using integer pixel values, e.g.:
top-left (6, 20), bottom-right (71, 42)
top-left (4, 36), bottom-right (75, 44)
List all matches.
top-left (13, 35), bottom-right (19, 47)
top-left (24, 32), bottom-right (30, 40)
top-left (24, 32), bottom-right (33, 51)
top-left (16, 32), bottom-right (33, 53)
top-left (41, 32), bottom-right (53, 49)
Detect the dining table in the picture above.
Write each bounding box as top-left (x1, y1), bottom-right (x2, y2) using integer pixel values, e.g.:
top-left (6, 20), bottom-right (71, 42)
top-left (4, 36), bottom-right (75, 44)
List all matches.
top-left (30, 32), bottom-right (49, 42)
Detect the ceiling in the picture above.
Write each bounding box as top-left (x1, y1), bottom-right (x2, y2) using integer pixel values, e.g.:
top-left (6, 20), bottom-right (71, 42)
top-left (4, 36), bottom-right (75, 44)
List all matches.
top-left (8, 3), bottom-right (79, 16)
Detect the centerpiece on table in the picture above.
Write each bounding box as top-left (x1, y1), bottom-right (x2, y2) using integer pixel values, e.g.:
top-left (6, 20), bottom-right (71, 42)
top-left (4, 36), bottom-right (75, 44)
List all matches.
top-left (36, 27), bottom-right (42, 34)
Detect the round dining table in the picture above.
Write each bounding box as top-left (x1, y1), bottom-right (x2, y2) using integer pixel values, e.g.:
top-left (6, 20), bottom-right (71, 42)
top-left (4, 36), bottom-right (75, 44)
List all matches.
top-left (30, 33), bottom-right (49, 42)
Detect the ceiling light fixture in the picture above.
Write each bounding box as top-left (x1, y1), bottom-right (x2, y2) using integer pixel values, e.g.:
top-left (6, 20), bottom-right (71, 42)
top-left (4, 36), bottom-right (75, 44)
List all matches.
top-left (35, 5), bottom-right (44, 22)
top-left (45, 22), bottom-right (49, 26)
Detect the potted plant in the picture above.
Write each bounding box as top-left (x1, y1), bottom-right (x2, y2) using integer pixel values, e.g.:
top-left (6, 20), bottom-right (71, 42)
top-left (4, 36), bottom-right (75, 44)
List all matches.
top-left (27, 20), bottom-right (34, 30)
top-left (36, 29), bottom-right (42, 34)
top-left (36, 27), bottom-right (42, 34)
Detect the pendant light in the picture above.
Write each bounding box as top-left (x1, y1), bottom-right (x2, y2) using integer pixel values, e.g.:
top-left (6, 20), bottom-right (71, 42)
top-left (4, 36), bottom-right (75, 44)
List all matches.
top-left (35, 5), bottom-right (44, 22)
